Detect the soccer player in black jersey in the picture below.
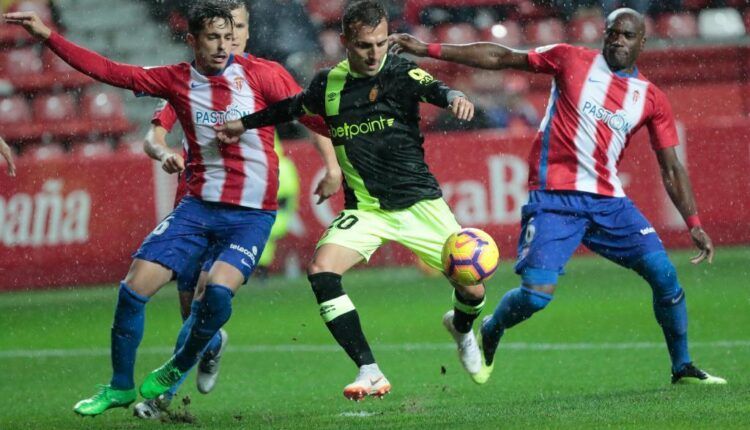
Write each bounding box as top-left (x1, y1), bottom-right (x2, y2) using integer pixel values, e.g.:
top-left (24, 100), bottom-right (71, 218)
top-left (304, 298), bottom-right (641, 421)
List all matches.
top-left (217, 0), bottom-right (485, 400)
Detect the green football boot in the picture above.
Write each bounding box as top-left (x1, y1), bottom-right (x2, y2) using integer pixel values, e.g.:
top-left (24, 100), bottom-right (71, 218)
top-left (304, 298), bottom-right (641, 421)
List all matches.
top-left (140, 358), bottom-right (184, 399)
top-left (471, 316), bottom-right (496, 385)
top-left (672, 363), bottom-right (727, 385)
top-left (73, 384), bottom-right (136, 416)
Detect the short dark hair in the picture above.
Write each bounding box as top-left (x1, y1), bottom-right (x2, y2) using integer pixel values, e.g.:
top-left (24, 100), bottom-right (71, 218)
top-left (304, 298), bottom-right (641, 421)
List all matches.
top-left (187, 0), bottom-right (235, 36)
top-left (342, 0), bottom-right (388, 35)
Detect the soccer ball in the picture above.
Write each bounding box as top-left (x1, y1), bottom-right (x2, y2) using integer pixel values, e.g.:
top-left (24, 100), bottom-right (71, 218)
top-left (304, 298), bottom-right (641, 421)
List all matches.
top-left (442, 228), bottom-right (500, 286)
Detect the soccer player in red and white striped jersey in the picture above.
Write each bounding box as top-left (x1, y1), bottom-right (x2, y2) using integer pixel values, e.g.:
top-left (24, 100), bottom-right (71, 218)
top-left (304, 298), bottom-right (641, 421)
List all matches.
top-left (390, 8), bottom-right (724, 385)
top-left (6, 1), bottom-right (335, 417)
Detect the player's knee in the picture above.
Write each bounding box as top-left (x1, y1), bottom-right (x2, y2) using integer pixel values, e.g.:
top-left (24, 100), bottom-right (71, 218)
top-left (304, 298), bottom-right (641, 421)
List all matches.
top-left (520, 267), bottom-right (559, 295)
top-left (307, 261), bottom-right (327, 276)
top-left (199, 284), bottom-right (234, 328)
top-left (519, 286), bottom-right (553, 312)
top-left (633, 251), bottom-right (680, 300)
top-left (454, 283), bottom-right (485, 301)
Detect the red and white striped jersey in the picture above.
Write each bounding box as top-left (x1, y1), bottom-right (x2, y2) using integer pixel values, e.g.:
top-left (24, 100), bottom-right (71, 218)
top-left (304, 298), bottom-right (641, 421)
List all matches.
top-left (527, 44), bottom-right (678, 197)
top-left (46, 33), bottom-right (327, 210)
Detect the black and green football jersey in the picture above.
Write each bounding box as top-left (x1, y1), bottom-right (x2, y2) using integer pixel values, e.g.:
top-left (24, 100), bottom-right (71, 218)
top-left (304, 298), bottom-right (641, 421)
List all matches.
top-left (240, 54), bottom-right (464, 210)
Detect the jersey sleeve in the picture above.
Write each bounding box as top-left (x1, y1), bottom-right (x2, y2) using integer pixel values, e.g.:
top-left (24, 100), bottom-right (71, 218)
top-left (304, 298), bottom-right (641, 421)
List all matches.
top-left (45, 32), bottom-right (174, 97)
top-left (256, 63), bottom-right (329, 136)
top-left (646, 87), bottom-right (679, 150)
top-left (151, 100), bottom-right (178, 132)
top-left (298, 69), bottom-right (328, 116)
top-left (393, 58), bottom-right (458, 108)
top-left (527, 43), bottom-right (576, 75)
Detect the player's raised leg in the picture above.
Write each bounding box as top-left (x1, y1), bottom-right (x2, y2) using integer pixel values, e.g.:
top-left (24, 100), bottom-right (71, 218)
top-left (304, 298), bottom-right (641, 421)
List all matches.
top-left (308, 242), bottom-right (392, 401)
top-left (478, 195), bottom-right (587, 384)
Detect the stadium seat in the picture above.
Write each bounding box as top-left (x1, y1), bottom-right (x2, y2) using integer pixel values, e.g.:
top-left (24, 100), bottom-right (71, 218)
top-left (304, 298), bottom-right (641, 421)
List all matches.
top-left (0, 96), bottom-right (40, 141)
top-left (32, 93), bottom-right (90, 138)
top-left (569, 15), bottom-right (605, 44)
top-left (698, 8), bottom-right (745, 39)
top-left (81, 89), bottom-right (132, 135)
top-left (41, 48), bottom-right (92, 89)
top-left (656, 13), bottom-right (698, 39)
top-left (72, 141), bottom-right (113, 157)
top-left (525, 18), bottom-right (566, 46)
top-left (0, 47), bottom-right (43, 77)
top-left (434, 23), bottom-right (480, 45)
top-left (26, 143), bottom-right (66, 160)
top-left (480, 20), bottom-right (523, 47)
top-left (306, 0), bottom-right (345, 25)
top-left (411, 25), bottom-right (436, 43)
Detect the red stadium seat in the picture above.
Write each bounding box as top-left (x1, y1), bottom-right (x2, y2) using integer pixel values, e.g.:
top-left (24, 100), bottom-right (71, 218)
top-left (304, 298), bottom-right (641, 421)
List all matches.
top-left (480, 20), bottom-right (523, 47)
top-left (306, 0), bottom-right (345, 25)
top-left (41, 48), bottom-right (93, 89)
top-left (524, 18), bottom-right (566, 46)
top-left (33, 93), bottom-right (77, 122)
top-left (0, 47), bottom-right (43, 77)
top-left (32, 93), bottom-right (91, 138)
top-left (680, 0), bottom-right (710, 10)
top-left (0, 96), bottom-right (32, 125)
top-left (0, 96), bottom-right (40, 141)
top-left (656, 13), bottom-right (698, 39)
top-left (26, 143), bottom-right (66, 160)
top-left (81, 89), bottom-right (132, 135)
top-left (434, 23), bottom-right (480, 45)
top-left (72, 141), bottom-right (113, 157)
top-left (411, 25), bottom-right (436, 43)
top-left (569, 15), bottom-right (605, 44)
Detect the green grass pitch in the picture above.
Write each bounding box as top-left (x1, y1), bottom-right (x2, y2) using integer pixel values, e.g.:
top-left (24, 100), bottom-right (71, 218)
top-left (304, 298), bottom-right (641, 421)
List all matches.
top-left (1, 247), bottom-right (749, 429)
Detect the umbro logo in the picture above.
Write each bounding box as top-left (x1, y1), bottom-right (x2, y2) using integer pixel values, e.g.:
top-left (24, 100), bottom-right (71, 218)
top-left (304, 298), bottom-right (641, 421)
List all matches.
top-left (320, 304), bottom-right (335, 316)
top-left (327, 92), bottom-right (337, 102)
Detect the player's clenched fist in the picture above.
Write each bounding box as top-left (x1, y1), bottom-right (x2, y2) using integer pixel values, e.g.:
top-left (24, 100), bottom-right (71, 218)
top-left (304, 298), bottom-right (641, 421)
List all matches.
top-left (160, 152), bottom-right (185, 174)
top-left (3, 11), bottom-right (51, 40)
top-left (214, 120), bottom-right (245, 144)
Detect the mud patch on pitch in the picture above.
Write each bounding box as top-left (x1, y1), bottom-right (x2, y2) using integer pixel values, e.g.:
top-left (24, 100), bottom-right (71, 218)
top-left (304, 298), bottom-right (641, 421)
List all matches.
top-left (160, 395), bottom-right (197, 424)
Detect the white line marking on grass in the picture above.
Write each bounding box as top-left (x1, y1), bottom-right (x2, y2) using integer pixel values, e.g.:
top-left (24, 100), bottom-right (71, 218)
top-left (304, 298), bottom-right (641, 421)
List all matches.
top-left (1, 340), bottom-right (749, 359)
top-left (339, 411), bottom-right (380, 417)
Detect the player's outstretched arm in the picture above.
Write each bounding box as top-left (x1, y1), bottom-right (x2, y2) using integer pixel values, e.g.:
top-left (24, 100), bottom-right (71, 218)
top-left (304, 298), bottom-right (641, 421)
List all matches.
top-left (4, 12), bottom-right (170, 96)
top-left (0, 136), bottom-right (16, 177)
top-left (655, 147), bottom-right (714, 264)
top-left (215, 95), bottom-right (304, 142)
top-left (143, 126), bottom-right (184, 174)
top-left (389, 33), bottom-right (532, 71)
top-left (310, 134), bottom-right (342, 204)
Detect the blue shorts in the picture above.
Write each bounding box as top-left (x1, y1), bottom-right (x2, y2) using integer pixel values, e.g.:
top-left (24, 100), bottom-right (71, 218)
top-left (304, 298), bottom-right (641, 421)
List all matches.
top-left (515, 191), bottom-right (665, 285)
top-left (134, 196), bottom-right (276, 284)
top-left (174, 244), bottom-right (219, 292)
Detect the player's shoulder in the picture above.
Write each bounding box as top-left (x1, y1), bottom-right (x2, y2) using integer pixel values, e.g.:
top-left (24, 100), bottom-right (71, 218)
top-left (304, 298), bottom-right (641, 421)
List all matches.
top-left (385, 54), bottom-right (419, 73)
top-left (532, 43), bottom-right (592, 56)
top-left (235, 54), bottom-right (291, 77)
